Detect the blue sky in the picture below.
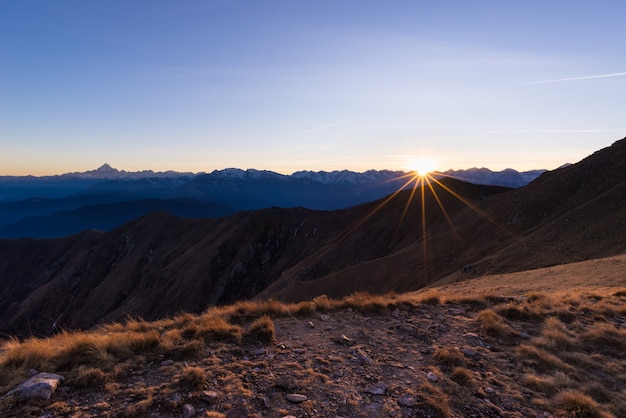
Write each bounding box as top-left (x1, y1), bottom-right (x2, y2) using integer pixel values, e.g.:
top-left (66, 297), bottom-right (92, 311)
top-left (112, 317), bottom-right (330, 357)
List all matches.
top-left (1, 1), bottom-right (625, 175)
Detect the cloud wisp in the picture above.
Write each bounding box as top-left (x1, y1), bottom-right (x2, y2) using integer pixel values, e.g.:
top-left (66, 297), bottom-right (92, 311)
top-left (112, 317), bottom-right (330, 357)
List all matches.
top-left (520, 71), bottom-right (626, 85)
top-left (483, 129), bottom-right (618, 134)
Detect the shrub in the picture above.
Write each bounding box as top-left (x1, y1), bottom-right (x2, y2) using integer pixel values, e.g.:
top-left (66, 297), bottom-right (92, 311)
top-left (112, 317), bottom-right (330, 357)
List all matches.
top-left (552, 390), bottom-right (611, 418)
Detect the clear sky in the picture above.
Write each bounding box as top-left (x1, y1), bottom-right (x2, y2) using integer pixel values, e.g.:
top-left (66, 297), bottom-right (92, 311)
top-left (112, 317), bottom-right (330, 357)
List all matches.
top-left (1, 1), bottom-right (625, 176)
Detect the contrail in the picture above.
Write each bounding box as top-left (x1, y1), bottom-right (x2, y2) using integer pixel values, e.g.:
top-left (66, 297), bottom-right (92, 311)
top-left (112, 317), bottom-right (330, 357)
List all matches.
top-left (483, 129), bottom-right (617, 134)
top-left (521, 71), bottom-right (626, 85)
top-left (295, 122), bottom-right (341, 135)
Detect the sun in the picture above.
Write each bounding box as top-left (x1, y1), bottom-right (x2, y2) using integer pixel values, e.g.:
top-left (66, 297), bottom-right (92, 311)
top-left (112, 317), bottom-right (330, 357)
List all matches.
top-left (407, 157), bottom-right (437, 177)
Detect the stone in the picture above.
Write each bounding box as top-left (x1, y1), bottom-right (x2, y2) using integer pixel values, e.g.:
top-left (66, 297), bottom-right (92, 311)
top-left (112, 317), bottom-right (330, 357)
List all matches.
top-left (182, 403), bottom-right (196, 417)
top-left (461, 348), bottom-right (478, 357)
top-left (333, 334), bottom-right (354, 346)
top-left (392, 308), bottom-right (400, 318)
top-left (364, 382), bottom-right (387, 395)
top-left (3, 372), bottom-right (65, 401)
top-left (427, 372), bottom-right (439, 382)
top-left (398, 393), bottom-right (417, 407)
top-left (201, 390), bottom-right (219, 401)
top-left (160, 359), bottom-right (175, 366)
top-left (286, 393), bottom-right (307, 403)
top-left (320, 314), bottom-right (331, 321)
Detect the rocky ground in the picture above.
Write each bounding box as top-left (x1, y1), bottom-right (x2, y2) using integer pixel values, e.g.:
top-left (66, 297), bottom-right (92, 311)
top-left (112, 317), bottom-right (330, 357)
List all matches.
top-left (1, 256), bottom-right (625, 417)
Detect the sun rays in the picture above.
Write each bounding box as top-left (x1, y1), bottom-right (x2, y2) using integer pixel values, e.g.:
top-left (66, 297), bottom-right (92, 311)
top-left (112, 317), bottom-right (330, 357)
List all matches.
top-left (338, 163), bottom-right (514, 283)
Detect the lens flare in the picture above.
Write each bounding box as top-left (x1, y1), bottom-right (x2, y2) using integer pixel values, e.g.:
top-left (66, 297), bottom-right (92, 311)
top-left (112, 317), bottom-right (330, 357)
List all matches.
top-left (407, 158), bottom-right (437, 176)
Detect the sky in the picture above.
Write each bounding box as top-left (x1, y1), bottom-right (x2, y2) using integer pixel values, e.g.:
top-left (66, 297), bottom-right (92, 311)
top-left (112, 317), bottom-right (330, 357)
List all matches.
top-left (1, 1), bottom-right (625, 176)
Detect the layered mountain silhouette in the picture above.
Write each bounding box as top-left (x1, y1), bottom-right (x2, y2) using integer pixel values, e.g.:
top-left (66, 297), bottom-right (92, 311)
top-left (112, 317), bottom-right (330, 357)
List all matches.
top-left (0, 166), bottom-right (544, 238)
top-left (0, 137), bottom-right (623, 337)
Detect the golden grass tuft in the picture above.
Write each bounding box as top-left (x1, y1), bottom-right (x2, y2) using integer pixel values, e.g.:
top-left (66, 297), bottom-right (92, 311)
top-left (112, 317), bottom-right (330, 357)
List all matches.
top-left (451, 367), bottom-right (474, 386)
top-left (178, 366), bottom-right (205, 390)
top-left (476, 309), bottom-right (520, 340)
top-left (243, 315), bottom-right (275, 344)
top-left (516, 344), bottom-right (575, 374)
top-left (417, 289), bottom-right (444, 305)
top-left (552, 390), bottom-right (612, 418)
top-left (433, 347), bottom-right (465, 367)
top-left (73, 366), bottom-right (110, 387)
top-left (579, 322), bottom-right (626, 357)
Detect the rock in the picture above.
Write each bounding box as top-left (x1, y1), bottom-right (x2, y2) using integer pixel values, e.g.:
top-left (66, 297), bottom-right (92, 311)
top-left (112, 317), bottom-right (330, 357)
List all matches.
top-left (333, 334), bottom-right (354, 346)
top-left (182, 403), bottom-right (196, 417)
top-left (254, 394), bottom-right (271, 409)
top-left (251, 348), bottom-right (266, 356)
top-left (307, 321), bottom-right (315, 328)
top-left (398, 393), bottom-right (417, 407)
top-left (160, 359), bottom-right (175, 366)
top-left (28, 369), bottom-right (39, 377)
top-left (353, 348), bottom-right (373, 365)
top-left (427, 372), bottom-right (439, 383)
top-left (364, 382), bottom-right (387, 395)
top-left (461, 348), bottom-right (478, 357)
top-left (201, 390), bottom-right (219, 401)
top-left (320, 314), bottom-right (331, 321)
top-left (286, 393), bottom-right (307, 403)
top-left (392, 308), bottom-right (400, 318)
top-left (3, 372), bottom-right (65, 401)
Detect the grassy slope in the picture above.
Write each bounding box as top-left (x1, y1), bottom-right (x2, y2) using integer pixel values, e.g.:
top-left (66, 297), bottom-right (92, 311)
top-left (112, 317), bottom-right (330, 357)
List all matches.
top-left (0, 256), bottom-right (624, 417)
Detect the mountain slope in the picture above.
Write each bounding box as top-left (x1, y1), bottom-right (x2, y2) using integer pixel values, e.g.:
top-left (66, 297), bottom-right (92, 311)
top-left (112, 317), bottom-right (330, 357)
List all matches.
top-left (0, 137), bottom-right (623, 337)
top-left (0, 167), bottom-right (544, 238)
top-left (0, 179), bottom-right (509, 337)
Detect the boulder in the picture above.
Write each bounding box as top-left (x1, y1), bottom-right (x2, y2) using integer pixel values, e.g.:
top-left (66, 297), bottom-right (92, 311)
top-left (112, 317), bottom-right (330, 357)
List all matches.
top-left (3, 372), bottom-right (65, 401)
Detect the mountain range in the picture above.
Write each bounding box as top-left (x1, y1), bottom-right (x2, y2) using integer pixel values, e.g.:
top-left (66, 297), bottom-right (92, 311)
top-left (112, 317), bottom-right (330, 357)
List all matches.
top-left (0, 165), bottom-right (544, 238)
top-left (0, 137), bottom-right (623, 337)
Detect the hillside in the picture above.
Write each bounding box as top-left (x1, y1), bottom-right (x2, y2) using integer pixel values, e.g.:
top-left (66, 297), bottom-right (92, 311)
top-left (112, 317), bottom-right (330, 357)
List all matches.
top-left (0, 137), bottom-right (624, 337)
top-left (0, 256), bottom-right (624, 417)
top-left (0, 167), bottom-right (543, 238)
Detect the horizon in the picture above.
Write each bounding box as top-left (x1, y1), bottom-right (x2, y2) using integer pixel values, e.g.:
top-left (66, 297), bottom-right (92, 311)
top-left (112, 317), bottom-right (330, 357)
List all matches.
top-left (1, 1), bottom-right (625, 176)
top-left (1, 161), bottom-right (552, 178)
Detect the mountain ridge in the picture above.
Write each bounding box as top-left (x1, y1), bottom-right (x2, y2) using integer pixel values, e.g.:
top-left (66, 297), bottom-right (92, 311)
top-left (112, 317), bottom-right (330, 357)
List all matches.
top-left (0, 166), bottom-right (545, 238)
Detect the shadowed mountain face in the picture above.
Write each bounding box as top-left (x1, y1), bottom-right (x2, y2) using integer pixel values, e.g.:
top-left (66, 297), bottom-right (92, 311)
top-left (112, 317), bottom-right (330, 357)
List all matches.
top-left (0, 137), bottom-right (623, 337)
top-left (0, 167), bottom-right (543, 238)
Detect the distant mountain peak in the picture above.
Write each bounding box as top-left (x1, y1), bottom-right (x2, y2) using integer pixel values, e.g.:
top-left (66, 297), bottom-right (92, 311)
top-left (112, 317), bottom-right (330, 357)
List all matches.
top-left (95, 163), bottom-right (118, 173)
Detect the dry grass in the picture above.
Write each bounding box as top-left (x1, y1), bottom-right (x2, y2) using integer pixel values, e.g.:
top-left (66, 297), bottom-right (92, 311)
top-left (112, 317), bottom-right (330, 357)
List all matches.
top-left (450, 367), bottom-right (474, 386)
top-left (552, 390), bottom-right (612, 418)
top-left (476, 309), bottom-right (520, 340)
top-left (0, 285), bottom-right (624, 416)
top-left (178, 366), bottom-right (205, 391)
top-left (432, 347), bottom-right (465, 367)
top-left (243, 315), bottom-right (275, 344)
